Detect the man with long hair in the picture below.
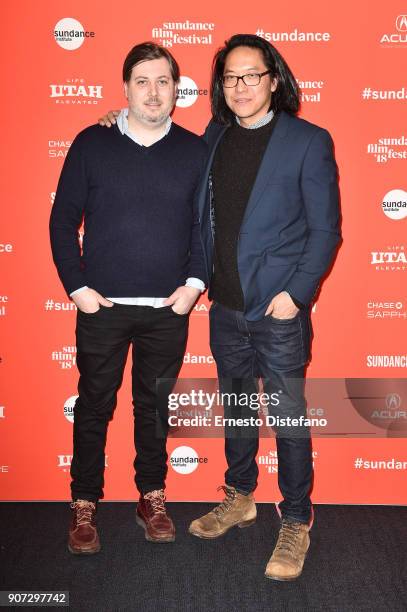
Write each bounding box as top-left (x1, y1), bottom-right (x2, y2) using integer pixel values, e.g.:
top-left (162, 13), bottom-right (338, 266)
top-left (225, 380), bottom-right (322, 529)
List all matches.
top-left (187, 34), bottom-right (340, 580)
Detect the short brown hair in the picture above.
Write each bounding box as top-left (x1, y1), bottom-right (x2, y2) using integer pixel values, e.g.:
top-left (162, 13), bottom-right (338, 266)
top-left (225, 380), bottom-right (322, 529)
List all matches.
top-left (122, 42), bottom-right (180, 83)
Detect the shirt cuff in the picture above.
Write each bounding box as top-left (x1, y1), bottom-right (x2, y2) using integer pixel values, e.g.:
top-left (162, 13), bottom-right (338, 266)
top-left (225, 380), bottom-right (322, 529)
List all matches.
top-left (70, 286), bottom-right (88, 297)
top-left (185, 278), bottom-right (205, 292)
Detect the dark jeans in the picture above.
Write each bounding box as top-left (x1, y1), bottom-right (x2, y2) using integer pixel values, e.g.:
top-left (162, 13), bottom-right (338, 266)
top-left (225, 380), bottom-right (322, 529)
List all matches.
top-left (209, 302), bottom-right (313, 524)
top-left (71, 303), bottom-right (188, 502)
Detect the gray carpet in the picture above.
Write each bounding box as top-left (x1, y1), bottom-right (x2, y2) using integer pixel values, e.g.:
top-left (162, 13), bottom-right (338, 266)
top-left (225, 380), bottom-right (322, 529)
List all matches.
top-left (1, 503), bottom-right (406, 612)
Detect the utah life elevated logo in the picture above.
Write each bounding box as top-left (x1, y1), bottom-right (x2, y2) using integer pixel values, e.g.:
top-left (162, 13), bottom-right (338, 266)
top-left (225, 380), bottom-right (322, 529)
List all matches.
top-left (49, 78), bottom-right (103, 105)
top-left (58, 454), bottom-right (108, 471)
top-left (370, 245), bottom-right (407, 271)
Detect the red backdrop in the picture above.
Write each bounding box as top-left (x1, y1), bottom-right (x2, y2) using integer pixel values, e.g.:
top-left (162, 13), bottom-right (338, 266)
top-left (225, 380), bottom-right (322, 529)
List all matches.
top-left (1, 0), bottom-right (406, 503)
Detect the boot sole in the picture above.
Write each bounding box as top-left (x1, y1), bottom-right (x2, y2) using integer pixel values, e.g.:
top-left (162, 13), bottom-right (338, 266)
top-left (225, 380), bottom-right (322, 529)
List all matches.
top-left (264, 569), bottom-right (303, 581)
top-left (135, 514), bottom-right (175, 543)
top-left (189, 517), bottom-right (256, 539)
top-left (264, 546), bottom-right (309, 581)
top-left (67, 542), bottom-right (101, 555)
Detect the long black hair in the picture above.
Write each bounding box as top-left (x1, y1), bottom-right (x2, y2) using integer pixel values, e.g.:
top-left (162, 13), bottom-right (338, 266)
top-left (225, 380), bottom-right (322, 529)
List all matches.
top-left (211, 34), bottom-right (300, 125)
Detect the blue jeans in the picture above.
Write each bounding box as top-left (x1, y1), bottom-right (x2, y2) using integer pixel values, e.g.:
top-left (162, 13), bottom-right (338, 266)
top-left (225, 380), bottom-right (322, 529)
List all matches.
top-left (209, 302), bottom-right (313, 524)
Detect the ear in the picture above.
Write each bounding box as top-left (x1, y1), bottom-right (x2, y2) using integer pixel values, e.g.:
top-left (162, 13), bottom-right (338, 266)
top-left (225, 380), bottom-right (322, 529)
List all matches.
top-left (124, 81), bottom-right (129, 99)
top-left (270, 77), bottom-right (278, 93)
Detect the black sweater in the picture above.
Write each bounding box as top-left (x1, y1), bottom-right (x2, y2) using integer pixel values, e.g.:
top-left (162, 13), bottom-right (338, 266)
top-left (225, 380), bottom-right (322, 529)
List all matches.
top-left (211, 116), bottom-right (278, 310)
top-left (50, 123), bottom-right (207, 297)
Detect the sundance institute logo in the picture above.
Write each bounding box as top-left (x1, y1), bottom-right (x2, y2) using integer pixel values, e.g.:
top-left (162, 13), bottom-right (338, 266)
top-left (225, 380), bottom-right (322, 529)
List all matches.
top-left (63, 395), bottom-right (78, 423)
top-left (382, 189), bottom-right (407, 220)
top-left (54, 18), bottom-right (95, 50)
top-left (176, 76), bottom-right (208, 108)
top-left (169, 446), bottom-right (207, 474)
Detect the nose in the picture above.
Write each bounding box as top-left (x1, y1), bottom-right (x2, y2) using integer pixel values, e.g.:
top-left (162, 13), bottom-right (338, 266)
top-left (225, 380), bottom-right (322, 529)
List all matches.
top-left (236, 77), bottom-right (248, 93)
top-left (148, 81), bottom-right (158, 96)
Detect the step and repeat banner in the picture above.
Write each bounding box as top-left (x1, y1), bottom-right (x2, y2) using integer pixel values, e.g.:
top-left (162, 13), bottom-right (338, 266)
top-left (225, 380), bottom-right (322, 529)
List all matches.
top-left (1, 1), bottom-right (406, 502)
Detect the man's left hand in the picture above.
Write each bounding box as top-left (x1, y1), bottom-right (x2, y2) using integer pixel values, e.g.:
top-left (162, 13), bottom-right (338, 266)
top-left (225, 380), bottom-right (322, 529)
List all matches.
top-left (164, 286), bottom-right (201, 315)
top-left (265, 291), bottom-right (299, 319)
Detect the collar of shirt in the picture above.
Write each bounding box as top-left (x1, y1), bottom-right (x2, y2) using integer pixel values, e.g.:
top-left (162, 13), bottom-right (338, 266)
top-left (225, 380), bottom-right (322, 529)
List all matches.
top-left (116, 108), bottom-right (172, 146)
top-left (235, 109), bottom-right (274, 129)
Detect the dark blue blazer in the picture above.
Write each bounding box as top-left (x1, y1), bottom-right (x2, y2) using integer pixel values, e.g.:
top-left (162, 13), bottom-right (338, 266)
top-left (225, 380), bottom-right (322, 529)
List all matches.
top-left (197, 111), bottom-right (341, 321)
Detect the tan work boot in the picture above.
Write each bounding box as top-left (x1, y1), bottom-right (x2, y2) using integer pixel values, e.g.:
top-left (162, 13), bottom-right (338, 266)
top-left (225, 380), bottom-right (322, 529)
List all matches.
top-left (189, 485), bottom-right (256, 539)
top-left (265, 519), bottom-right (310, 581)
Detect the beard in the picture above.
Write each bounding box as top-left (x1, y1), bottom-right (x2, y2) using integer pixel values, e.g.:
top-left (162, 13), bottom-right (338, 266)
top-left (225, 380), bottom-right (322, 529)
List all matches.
top-left (133, 96), bottom-right (171, 125)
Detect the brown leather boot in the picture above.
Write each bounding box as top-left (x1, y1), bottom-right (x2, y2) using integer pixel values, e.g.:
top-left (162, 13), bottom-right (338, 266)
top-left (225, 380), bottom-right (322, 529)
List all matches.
top-left (136, 489), bottom-right (175, 543)
top-left (68, 500), bottom-right (100, 554)
top-left (265, 519), bottom-right (310, 581)
top-left (189, 485), bottom-right (256, 539)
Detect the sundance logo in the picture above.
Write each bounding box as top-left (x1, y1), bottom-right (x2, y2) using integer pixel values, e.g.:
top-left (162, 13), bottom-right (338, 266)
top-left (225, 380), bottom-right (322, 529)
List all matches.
top-left (169, 446), bottom-right (207, 474)
top-left (259, 449), bottom-right (318, 474)
top-left (176, 76), bottom-right (208, 108)
top-left (52, 346), bottom-right (77, 369)
top-left (297, 79), bottom-right (324, 103)
top-left (54, 18), bottom-right (95, 50)
top-left (382, 189), bottom-right (407, 220)
top-left (63, 395), bottom-right (78, 423)
top-left (367, 136), bottom-right (407, 163)
top-left (256, 27), bottom-right (330, 42)
top-left (183, 352), bottom-right (214, 365)
top-left (366, 355), bottom-right (407, 368)
top-left (151, 20), bottom-right (215, 47)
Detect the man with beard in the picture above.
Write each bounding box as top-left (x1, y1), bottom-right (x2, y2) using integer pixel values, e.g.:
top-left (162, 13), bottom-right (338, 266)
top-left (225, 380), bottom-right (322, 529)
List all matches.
top-left (50, 42), bottom-right (207, 553)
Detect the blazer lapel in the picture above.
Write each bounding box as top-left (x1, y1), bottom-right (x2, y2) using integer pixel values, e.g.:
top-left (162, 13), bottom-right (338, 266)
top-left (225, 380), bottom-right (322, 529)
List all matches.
top-left (198, 125), bottom-right (228, 218)
top-left (241, 111), bottom-right (290, 226)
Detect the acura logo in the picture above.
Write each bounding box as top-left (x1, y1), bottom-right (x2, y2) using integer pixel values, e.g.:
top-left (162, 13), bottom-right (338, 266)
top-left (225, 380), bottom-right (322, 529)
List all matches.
top-left (396, 15), bottom-right (407, 31)
top-left (386, 393), bottom-right (402, 410)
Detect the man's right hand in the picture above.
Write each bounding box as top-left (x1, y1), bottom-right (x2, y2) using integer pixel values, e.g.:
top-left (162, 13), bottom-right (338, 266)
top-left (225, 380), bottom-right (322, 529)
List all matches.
top-left (72, 288), bottom-right (113, 313)
top-left (98, 110), bottom-right (120, 127)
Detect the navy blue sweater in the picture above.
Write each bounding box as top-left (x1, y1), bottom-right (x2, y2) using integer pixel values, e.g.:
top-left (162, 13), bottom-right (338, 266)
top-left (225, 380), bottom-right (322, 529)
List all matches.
top-left (50, 123), bottom-right (207, 297)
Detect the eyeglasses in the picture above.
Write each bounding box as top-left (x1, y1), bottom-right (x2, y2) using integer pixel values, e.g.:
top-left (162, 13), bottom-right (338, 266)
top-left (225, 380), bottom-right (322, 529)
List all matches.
top-left (222, 70), bottom-right (272, 88)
